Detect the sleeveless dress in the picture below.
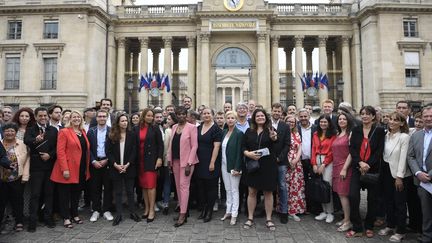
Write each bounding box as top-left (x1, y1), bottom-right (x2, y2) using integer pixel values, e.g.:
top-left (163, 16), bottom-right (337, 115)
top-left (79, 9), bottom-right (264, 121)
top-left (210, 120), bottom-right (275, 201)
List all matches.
top-left (331, 134), bottom-right (352, 196)
top-left (286, 132), bottom-right (306, 215)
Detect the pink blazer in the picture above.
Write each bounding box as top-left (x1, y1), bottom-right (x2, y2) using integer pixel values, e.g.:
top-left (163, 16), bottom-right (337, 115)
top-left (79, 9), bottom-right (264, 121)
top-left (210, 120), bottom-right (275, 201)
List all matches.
top-left (167, 122), bottom-right (199, 167)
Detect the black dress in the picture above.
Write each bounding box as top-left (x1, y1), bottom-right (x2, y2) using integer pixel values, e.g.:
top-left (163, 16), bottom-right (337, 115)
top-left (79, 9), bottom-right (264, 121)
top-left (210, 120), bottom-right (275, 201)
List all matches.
top-left (242, 128), bottom-right (277, 191)
top-left (77, 134), bottom-right (87, 184)
top-left (195, 124), bottom-right (222, 179)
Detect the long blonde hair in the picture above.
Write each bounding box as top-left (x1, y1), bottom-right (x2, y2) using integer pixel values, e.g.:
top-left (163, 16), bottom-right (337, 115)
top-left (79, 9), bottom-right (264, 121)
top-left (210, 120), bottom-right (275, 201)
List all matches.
top-left (64, 110), bottom-right (84, 130)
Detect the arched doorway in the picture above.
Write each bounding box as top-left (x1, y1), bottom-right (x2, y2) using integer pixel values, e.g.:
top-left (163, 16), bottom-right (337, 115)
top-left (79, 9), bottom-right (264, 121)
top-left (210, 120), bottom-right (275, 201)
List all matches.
top-left (213, 47), bottom-right (254, 110)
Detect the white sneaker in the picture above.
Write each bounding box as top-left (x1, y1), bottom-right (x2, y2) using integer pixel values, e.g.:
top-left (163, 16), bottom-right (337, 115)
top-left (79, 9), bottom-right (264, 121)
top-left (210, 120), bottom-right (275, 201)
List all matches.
top-left (154, 205), bottom-right (160, 212)
top-left (90, 211), bottom-right (100, 222)
top-left (378, 227), bottom-right (394, 236)
top-left (325, 213), bottom-right (334, 223)
top-left (289, 214), bottom-right (301, 222)
top-left (103, 211), bottom-right (114, 221)
top-left (315, 212), bottom-right (327, 221)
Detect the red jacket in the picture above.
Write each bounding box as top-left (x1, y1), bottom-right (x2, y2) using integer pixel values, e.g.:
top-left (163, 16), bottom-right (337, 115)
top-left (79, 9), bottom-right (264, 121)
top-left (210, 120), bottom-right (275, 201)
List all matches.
top-left (50, 128), bottom-right (90, 184)
top-left (311, 132), bottom-right (336, 166)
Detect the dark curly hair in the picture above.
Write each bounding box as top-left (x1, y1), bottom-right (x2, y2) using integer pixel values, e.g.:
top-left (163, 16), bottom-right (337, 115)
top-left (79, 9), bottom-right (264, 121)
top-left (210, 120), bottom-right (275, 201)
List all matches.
top-left (12, 107), bottom-right (36, 128)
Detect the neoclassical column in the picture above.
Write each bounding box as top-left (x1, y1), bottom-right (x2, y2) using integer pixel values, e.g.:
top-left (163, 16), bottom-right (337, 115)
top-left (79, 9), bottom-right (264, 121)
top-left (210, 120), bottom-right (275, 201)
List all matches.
top-left (200, 32), bottom-right (211, 106)
top-left (186, 36), bottom-right (196, 109)
top-left (162, 36), bottom-right (172, 106)
top-left (222, 87), bottom-right (226, 104)
top-left (172, 47), bottom-right (181, 103)
top-left (305, 46), bottom-right (314, 75)
top-left (115, 37), bottom-right (126, 110)
top-left (271, 35), bottom-right (280, 104)
top-left (318, 35), bottom-right (328, 104)
top-left (284, 46), bottom-right (294, 104)
top-left (342, 36), bottom-right (352, 104)
top-left (106, 25), bottom-right (116, 102)
top-left (151, 47), bottom-right (160, 73)
top-left (139, 37), bottom-right (149, 109)
top-left (284, 46), bottom-right (293, 74)
top-left (294, 35), bottom-right (304, 109)
top-left (257, 32), bottom-right (268, 109)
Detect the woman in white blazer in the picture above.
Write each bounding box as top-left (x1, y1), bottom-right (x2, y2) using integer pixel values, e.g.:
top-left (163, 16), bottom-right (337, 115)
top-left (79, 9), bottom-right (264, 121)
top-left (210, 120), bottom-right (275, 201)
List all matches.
top-left (379, 112), bottom-right (411, 242)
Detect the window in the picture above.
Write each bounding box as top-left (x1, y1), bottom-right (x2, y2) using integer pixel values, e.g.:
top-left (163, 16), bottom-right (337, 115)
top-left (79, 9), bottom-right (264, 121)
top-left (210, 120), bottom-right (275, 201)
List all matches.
top-left (404, 51), bottom-right (420, 87)
top-left (403, 19), bottom-right (418, 37)
top-left (7, 21), bottom-right (22, 39)
top-left (5, 56), bottom-right (20, 89)
top-left (43, 20), bottom-right (58, 39)
top-left (42, 57), bottom-right (57, 89)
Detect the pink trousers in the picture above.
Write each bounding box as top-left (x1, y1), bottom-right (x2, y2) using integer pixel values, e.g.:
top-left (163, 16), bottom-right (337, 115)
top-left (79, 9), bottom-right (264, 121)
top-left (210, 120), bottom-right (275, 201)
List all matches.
top-left (172, 159), bottom-right (194, 214)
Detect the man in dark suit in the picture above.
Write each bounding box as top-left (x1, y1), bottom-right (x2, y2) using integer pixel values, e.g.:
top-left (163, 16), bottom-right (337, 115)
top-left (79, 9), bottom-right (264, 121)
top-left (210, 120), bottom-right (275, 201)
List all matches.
top-left (407, 106), bottom-right (432, 243)
top-left (24, 107), bottom-right (58, 232)
top-left (314, 99), bottom-right (337, 127)
top-left (48, 105), bottom-right (63, 131)
top-left (90, 98), bottom-right (115, 128)
top-left (87, 109), bottom-right (113, 222)
top-left (270, 103), bottom-right (291, 224)
top-left (397, 100), bottom-right (415, 128)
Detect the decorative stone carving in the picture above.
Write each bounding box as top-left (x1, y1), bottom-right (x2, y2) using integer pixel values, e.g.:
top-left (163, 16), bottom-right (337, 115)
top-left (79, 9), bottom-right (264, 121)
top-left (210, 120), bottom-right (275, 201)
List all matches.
top-left (341, 36), bottom-right (351, 47)
top-left (139, 37), bottom-right (149, 47)
top-left (271, 35), bottom-right (280, 46)
top-left (186, 36), bottom-right (196, 47)
top-left (0, 43), bottom-right (28, 57)
top-left (318, 35), bottom-right (328, 47)
top-left (200, 32), bottom-right (211, 42)
top-left (257, 32), bottom-right (267, 42)
top-left (294, 35), bottom-right (304, 46)
top-left (117, 38), bottom-right (126, 48)
top-left (33, 43), bottom-right (65, 57)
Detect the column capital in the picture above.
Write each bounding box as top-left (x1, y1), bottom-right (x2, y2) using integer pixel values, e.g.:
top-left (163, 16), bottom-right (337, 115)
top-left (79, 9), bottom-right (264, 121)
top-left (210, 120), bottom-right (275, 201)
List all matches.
top-left (318, 35), bottom-right (328, 47)
top-left (304, 45), bottom-right (314, 53)
top-left (172, 47), bottom-right (181, 56)
top-left (116, 37), bottom-right (126, 48)
top-left (199, 32), bottom-right (210, 42)
top-left (163, 36), bottom-right (172, 47)
top-left (186, 36), bottom-right (196, 47)
top-left (257, 32), bottom-right (267, 42)
top-left (139, 37), bottom-right (149, 47)
top-left (283, 45), bottom-right (294, 53)
top-left (341, 35), bottom-right (352, 46)
top-left (271, 35), bottom-right (280, 46)
top-left (294, 35), bottom-right (304, 46)
top-left (151, 47), bottom-right (161, 55)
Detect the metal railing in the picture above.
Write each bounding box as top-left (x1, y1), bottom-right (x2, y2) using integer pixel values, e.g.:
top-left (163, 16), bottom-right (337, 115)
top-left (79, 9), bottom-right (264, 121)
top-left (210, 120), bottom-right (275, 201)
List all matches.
top-left (41, 79), bottom-right (56, 90)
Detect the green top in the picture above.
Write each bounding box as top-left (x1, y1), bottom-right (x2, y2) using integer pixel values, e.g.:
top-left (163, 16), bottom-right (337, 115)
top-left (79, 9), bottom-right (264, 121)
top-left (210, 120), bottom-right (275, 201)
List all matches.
top-left (222, 127), bottom-right (244, 172)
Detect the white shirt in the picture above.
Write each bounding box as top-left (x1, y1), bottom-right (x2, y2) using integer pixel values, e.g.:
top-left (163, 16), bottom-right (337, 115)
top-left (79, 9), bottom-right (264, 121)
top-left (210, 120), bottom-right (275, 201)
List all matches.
top-left (221, 136), bottom-right (229, 166)
top-left (119, 140), bottom-right (125, 165)
top-left (97, 125), bottom-right (107, 158)
top-left (300, 123), bottom-right (312, 160)
top-left (423, 128), bottom-right (432, 172)
top-left (271, 119), bottom-right (280, 130)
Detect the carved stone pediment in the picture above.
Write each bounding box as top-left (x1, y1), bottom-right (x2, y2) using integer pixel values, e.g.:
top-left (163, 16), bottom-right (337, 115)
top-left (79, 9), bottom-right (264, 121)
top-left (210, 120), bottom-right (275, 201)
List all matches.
top-left (0, 43), bottom-right (28, 57)
top-left (33, 42), bottom-right (65, 57)
top-left (397, 39), bottom-right (427, 55)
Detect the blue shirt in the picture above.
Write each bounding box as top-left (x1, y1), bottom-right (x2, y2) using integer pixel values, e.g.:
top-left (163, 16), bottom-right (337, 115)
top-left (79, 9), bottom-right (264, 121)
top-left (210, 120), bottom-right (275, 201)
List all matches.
top-left (423, 128), bottom-right (432, 171)
top-left (236, 120), bottom-right (249, 134)
top-left (97, 125), bottom-right (107, 158)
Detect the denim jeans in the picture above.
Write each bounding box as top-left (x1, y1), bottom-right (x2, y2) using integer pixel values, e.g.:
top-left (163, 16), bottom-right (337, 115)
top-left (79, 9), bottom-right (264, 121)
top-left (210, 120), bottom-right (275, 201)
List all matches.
top-left (161, 166), bottom-right (171, 206)
top-left (278, 165), bottom-right (288, 214)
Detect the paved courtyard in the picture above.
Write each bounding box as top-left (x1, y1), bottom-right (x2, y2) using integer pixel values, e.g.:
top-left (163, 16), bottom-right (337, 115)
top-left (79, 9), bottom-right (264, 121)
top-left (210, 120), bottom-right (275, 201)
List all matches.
top-left (0, 203), bottom-right (420, 243)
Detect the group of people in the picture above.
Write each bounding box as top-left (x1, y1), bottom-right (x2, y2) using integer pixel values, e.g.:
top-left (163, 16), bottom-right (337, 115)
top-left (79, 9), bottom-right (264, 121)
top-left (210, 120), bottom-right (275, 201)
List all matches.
top-left (0, 97), bottom-right (431, 243)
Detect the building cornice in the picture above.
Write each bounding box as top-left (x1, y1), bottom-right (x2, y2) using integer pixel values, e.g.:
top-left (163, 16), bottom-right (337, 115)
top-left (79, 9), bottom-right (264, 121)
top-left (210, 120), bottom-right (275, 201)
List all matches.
top-left (33, 42), bottom-right (66, 57)
top-left (356, 4), bottom-right (432, 21)
top-left (0, 43), bottom-right (28, 57)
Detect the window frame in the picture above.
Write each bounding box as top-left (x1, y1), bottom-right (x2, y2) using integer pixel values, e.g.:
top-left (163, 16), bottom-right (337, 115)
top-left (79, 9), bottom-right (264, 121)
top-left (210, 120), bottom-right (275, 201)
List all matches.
top-left (403, 18), bottom-right (418, 38)
top-left (43, 19), bottom-right (59, 39)
top-left (7, 20), bottom-right (22, 40)
top-left (42, 56), bottom-right (57, 90)
top-left (4, 55), bottom-right (21, 90)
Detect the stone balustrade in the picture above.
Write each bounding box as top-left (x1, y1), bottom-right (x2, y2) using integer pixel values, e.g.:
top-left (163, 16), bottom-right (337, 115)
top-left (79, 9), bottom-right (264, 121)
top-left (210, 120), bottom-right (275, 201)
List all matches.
top-left (270, 3), bottom-right (351, 16)
top-left (0, 0), bottom-right (107, 10)
top-left (119, 4), bottom-right (197, 18)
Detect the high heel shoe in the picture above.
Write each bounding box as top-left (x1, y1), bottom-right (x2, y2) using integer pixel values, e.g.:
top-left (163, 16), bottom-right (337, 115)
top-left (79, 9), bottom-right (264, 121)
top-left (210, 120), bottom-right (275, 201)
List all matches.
top-left (174, 213), bottom-right (187, 227)
top-left (203, 209), bottom-right (212, 223)
top-left (220, 213), bottom-right (231, 221)
top-left (130, 213), bottom-right (141, 222)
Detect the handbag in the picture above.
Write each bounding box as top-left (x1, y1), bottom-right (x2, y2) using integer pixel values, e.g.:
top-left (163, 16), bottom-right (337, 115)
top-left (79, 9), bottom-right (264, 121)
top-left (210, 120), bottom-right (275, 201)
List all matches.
top-left (246, 133), bottom-right (263, 174)
top-left (359, 127), bottom-right (381, 186)
top-left (305, 175), bottom-right (331, 203)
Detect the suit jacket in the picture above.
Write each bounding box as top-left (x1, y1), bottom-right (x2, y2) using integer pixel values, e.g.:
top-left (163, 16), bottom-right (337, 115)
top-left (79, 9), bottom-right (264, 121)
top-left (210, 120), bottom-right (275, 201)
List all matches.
top-left (383, 132), bottom-right (411, 179)
top-left (24, 125), bottom-right (58, 172)
top-left (408, 129), bottom-right (432, 185)
top-left (87, 126), bottom-right (111, 171)
top-left (272, 121), bottom-right (291, 166)
top-left (134, 125), bottom-right (163, 172)
top-left (349, 123), bottom-right (385, 173)
top-left (167, 122), bottom-right (199, 167)
top-left (408, 116), bottom-right (415, 128)
top-left (106, 130), bottom-right (137, 180)
top-left (50, 128), bottom-right (91, 184)
top-left (221, 127), bottom-right (244, 172)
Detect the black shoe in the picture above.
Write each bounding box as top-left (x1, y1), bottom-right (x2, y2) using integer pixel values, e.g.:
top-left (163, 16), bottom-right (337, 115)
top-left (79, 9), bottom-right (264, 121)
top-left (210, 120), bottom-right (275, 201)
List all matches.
top-left (147, 216), bottom-right (155, 223)
top-left (280, 213), bottom-right (288, 224)
top-left (141, 214), bottom-right (148, 219)
top-left (45, 218), bottom-right (56, 228)
top-left (162, 207), bottom-right (169, 215)
top-left (112, 216), bottom-right (122, 226)
top-left (203, 210), bottom-right (212, 223)
top-left (174, 206), bottom-right (180, 212)
top-left (198, 208), bottom-right (207, 220)
top-left (130, 213), bottom-right (141, 222)
top-left (27, 221), bottom-right (36, 233)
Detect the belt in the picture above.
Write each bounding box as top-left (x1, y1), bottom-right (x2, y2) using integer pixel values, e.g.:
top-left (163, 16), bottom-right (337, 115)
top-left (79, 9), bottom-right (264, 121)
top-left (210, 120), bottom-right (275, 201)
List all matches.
top-left (97, 157), bottom-right (107, 160)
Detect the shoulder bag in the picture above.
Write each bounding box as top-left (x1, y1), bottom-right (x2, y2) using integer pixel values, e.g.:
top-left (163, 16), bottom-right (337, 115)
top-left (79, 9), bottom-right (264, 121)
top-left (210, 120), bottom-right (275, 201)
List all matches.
top-left (359, 127), bottom-right (381, 185)
top-left (246, 132), bottom-right (263, 174)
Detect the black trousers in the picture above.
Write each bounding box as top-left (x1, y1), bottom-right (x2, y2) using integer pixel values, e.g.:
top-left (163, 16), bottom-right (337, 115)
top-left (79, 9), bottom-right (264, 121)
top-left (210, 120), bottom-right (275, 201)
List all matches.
top-left (418, 187), bottom-right (432, 243)
top-left (113, 177), bottom-right (136, 216)
top-left (406, 176), bottom-right (423, 232)
top-left (29, 170), bottom-right (54, 223)
top-left (0, 180), bottom-right (24, 224)
top-left (382, 163), bottom-right (407, 234)
top-left (57, 182), bottom-right (82, 219)
top-left (197, 177), bottom-right (218, 211)
top-left (349, 169), bottom-right (380, 232)
top-left (90, 167), bottom-right (113, 213)
top-left (302, 159), bottom-right (322, 214)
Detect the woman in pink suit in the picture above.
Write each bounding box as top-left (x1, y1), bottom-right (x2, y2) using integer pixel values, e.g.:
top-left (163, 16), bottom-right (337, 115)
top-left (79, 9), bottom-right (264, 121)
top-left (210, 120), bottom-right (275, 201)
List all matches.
top-left (167, 106), bottom-right (199, 227)
top-left (50, 111), bottom-right (90, 228)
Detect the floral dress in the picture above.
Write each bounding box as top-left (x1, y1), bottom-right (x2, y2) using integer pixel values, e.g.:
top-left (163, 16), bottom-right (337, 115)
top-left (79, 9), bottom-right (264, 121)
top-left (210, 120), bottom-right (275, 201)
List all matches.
top-left (286, 131), bottom-right (306, 215)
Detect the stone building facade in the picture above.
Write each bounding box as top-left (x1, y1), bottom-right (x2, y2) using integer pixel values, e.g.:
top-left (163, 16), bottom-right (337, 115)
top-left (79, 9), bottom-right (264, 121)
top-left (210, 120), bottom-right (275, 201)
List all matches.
top-left (0, 0), bottom-right (431, 112)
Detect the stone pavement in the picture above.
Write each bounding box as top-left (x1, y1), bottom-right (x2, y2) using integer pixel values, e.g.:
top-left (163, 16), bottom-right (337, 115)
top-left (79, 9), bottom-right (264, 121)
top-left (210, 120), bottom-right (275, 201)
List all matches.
top-left (0, 205), bottom-right (420, 243)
